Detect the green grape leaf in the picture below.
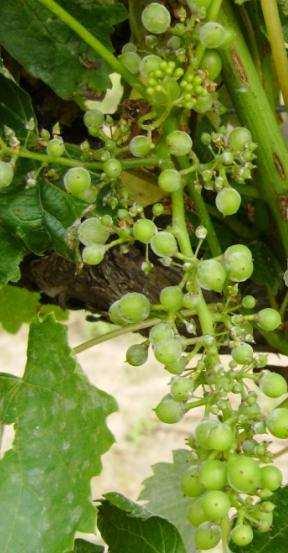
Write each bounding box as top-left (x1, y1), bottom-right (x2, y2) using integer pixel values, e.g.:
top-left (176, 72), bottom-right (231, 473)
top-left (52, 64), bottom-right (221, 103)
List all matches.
top-left (73, 539), bottom-right (104, 552)
top-left (0, 226), bottom-right (25, 284)
top-left (0, 318), bottom-right (117, 553)
top-left (139, 450), bottom-right (195, 552)
top-left (250, 241), bottom-right (283, 294)
top-left (0, 180), bottom-right (86, 257)
top-left (0, 73), bottom-right (36, 140)
top-left (231, 486), bottom-right (288, 553)
top-left (0, 285), bottom-right (40, 333)
top-left (0, 0), bottom-right (127, 100)
top-left (98, 492), bottom-right (187, 553)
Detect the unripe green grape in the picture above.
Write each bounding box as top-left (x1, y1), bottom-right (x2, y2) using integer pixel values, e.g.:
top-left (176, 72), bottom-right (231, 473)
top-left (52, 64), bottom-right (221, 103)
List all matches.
top-left (139, 54), bottom-right (162, 81)
top-left (0, 160), bottom-right (14, 188)
top-left (266, 408), bottom-right (288, 439)
top-left (160, 285), bottom-right (183, 312)
top-left (224, 244), bottom-right (253, 282)
top-left (254, 511), bottom-right (273, 533)
top-left (229, 126), bottom-right (252, 151)
top-left (194, 93), bottom-right (213, 114)
top-left (150, 231), bottom-right (178, 257)
top-left (197, 259), bottom-right (226, 293)
top-left (227, 456), bottom-right (262, 494)
top-left (261, 465), bottom-right (283, 491)
top-left (242, 295), bottom-right (256, 309)
top-left (118, 292), bottom-right (150, 323)
top-left (149, 322), bottom-right (174, 345)
top-left (158, 168), bottom-right (182, 193)
top-left (122, 42), bottom-right (137, 54)
top-left (181, 468), bottom-right (205, 497)
top-left (199, 22), bottom-right (227, 49)
top-left (109, 300), bottom-right (129, 326)
top-left (133, 218), bottom-right (157, 244)
top-left (82, 244), bottom-right (105, 266)
top-left (260, 501), bottom-right (275, 513)
top-left (207, 422), bottom-right (234, 451)
top-left (154, 338), bottom-right (183, 366)
top-left (260, 371), bottom-right (287, 398)
top-left (230, 524), bottom-right (253, 546)
top-left (202, 490), bottom-right (231, 521)
top-left (129, 135), bottom-right (153, 157)
top-left (152, 203), bottom-right (164, 217)
top-left (199, 460), bottom-right (227, 491)
top-left (195, 522), bottom-right (221, 550)
top-left (46, 137), bottom-right (65, 157)
top-left (155, 394), bottom-right (184, 424)
top-left (119, 51), bottom-right (141, 74)
top-left (195, 419), bottom-right (218, 449)
top-left (141, 3), bottom-right (171, 35)
top-left (222, 151), bottom-right (234, 165)
top-left (202, 50), bottom-right (222, 80)
top-left (78, 217), bottom-right (110, 246)
top-left (83, 109), bottom-right (104, 129)
top-left (257, 308), bottom-right (282, 332)
top-left (216, 187), bottom-right (241, 217)
top-left (171, 377), bottom-right (194, 402)
top-left (103, 158), bottom-right (122, 179)
top-left (232, 343), bottom-right (254, 365)
top-left (64, 167), bottom-right (91, 195)
top-left (183, 293), bottom-right (200, 311)
top-left (187, 498), bottom-right (208, 527)
top-left (166, 130), bottom-right (193, 157)
top-left (126, 342), bottom-right (149, 366)
top-left (165, 356), bottom-right (187, 376)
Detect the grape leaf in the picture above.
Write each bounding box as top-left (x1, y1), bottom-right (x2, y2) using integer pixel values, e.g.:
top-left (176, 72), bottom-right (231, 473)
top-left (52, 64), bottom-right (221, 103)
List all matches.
top-left (0, 0), bottom-right (127, 100)
top-left (139, 450), bottom-right (195, 552)
top-left (231, 487), bottom-right (288, 552)
top-left (0, 180), bottom-right (86, 257)
top-left (98, 492), bottom-right (186, 553)
top-left (0, 318), bottom-right (117, 553)
top-left (0, 73), bottom-right (36, 140)
top-left (0, 226), bottom-right (25, 284)
top-left (73, 539), bottom-right (104, 552)
top-left (0, 285), bottom-right (40, 333)
top-left (249, 241), bottom-right (283, 294)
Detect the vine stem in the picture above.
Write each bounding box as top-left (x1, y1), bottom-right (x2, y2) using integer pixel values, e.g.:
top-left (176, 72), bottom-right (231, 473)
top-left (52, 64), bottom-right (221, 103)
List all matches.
top-left (38, 0), bottom-right (144, 94)
top-left (73, 318), bottom-right (160, 354)
top-left (274, 445), bottom-right (288, 459)
top-left (260, 0), bottom-right (288, 106)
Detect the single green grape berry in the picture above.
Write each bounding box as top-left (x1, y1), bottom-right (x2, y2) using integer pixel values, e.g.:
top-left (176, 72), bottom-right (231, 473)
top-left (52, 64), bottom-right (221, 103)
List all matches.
top-left (202, 490), bottom-right (231, 521)
top-left (202, 50), bottom-right (222, 80)
top-left (187, 498), bottom-right (208, 527)
top-left (232, 343), bottom-right (254, 365)
top-left (260, 371), bottom-right (287, 398)
top-left (195, 419), bottom-right (219, 449)
top-left (229, 127), bottom-right (252, 151)
top-left (216, 187), bottom-right (241, 217)
top-left (139, 54), bottom-right (162, 81)
top-left (181, 468), bottom-right (205, 497)
top-left (183, 293), bottom-right (200, 311)
top-left (222, 151), bottom-right (234, 165)
top-left (64, 167), bottom-right (91, 195)
top-left (171, 377), bottom-right (194, 402)
top-left (227, 455), bottom-right (262, 494)
top-left (257, 308), bottom-right (282, 332)
top-left (154, 338), bottom-right (183, 366)
top-left (0, 160), bottom-right (14, 188)
top-left (152, 203), bottom-right (164, 217)
top-left (122, 42), bottom-right (137, 54)
top-left (129, 135), bottom-right (153, 158)
top-left (103, 158), bottom-right (122, 179)
top-left (166, 130), bottom-right (193, 157)
top-left (149, 322), bottom-right (174, 345)
top-left (195, 522), bottom-right (221, 550)
top-left (78, 217), bottom-right (110, 246)
top-left (141, 3), bottom-right (171, 35)
top-left (160, 285), bottom-right (183, 312)
top-left (82, 244), bottom-right (105, 266)
top-left (261, 465), bottom-right (283, 492)
top-left (165, 356), bottom-right (187, 376)
top-left (230, 524), bottom-right (253, 546)
top-left (119, 51), bottom-right (141, 74)
top-left (133, 218), bottom-right (157, 244)
top-left (194, 93), bottom-right (213, 114)
top-left (207, 422), bottom-right (234, 451)
top-left (83, 109), bottom-right (104, 129)
top-left (254, 511), bottom-right (273, 533)
top-left (126, 342), bottom-right (149, 366)
top-left (155, 394), bottom-right (184, 424)
top-left (197, 258), bottom-right (226, 293)
top-left (46, 137), bottom-right (65, 157)
top-left (266, 408), bottom-right (288, 439)
top-left (224, 244), bottom-right (253, 283)
top-left (199, 22), bottom-right (227, 49)
top-left (200, 460), bottom-right (227, 491)
top-left (158, 169), bottom-right (182, 193)
top-left (150, 231), bottom-right (178, 257)
top-left (109, 300), bottom-right (129, 326)
top-left (118, 292), bottom-right (150, 323)
top-left (242, 295), bottom-right (256, 309)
